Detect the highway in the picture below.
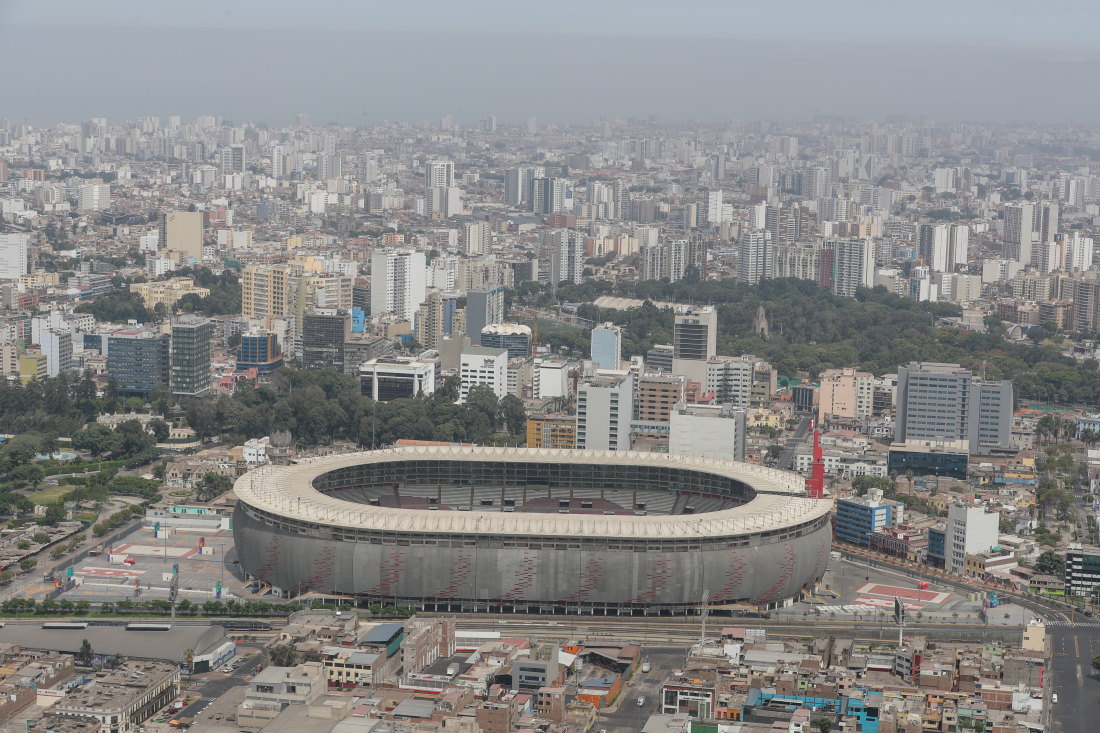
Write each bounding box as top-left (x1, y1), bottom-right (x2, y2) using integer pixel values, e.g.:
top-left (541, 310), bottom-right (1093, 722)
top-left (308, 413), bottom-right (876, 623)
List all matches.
top-left (778, 415), bottom-right (812, 470)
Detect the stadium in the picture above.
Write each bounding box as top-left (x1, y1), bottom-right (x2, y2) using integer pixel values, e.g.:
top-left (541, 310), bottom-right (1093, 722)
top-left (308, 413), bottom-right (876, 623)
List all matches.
top-left (233, 446), bottom-right (833, 614)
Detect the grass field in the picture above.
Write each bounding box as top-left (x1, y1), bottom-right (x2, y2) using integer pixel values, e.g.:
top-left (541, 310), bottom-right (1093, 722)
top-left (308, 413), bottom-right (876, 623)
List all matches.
top-left (26, 485), bottom-right (72, 505)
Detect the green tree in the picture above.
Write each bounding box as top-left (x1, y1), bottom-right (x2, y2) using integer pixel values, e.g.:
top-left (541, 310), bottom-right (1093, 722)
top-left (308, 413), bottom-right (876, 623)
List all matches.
top-left (186, 399), bottom-right (219, 441)
top-left (196, 472), bottom-right (233, 502)
top-left (1036, 550), bottom-right (1066, 576)
top-left (266, 643), bottom-right (298, 667)
top-left (500, 394), bottom-right (528, 436)
top-left (77, 638), bottom-right (94, 666)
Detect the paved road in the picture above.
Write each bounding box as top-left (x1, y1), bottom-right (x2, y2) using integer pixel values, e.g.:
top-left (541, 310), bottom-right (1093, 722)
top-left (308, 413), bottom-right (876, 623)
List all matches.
top-left (778, 415), bottom-right (812, 470)
top-left (597, 646), bottom-right (687, 733)
top-left (1048, 625), bottom-right (1100, 733)
top-left (182, 652), bottom-right (264, 718)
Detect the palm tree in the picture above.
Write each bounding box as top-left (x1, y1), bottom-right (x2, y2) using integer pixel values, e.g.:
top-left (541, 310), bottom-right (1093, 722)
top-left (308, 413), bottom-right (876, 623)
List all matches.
top-left (184, 648), bottom-right (194, 674)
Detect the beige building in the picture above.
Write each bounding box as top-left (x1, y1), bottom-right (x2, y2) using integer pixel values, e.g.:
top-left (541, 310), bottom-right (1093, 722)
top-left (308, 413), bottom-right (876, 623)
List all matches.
top-left (129, 277), bottom-right (209, 310)
top-left (159, 211), bottom-right (204, 261)
top-left (818, 367), bottom-right (874, 422)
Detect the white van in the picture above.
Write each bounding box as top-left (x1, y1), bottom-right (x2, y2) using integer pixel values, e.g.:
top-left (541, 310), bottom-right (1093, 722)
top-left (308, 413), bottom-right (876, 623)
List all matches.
top-left (636, 696), bottom-right (646, 707)
top-left (1052, 693), bottom-right (1058, 704)
top-left (641, 662), bottom-right (651, 673)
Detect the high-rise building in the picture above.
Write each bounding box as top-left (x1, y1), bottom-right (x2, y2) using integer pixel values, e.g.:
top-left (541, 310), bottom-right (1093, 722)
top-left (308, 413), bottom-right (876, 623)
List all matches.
top-left (371, 249), bottom-right (427, 320)
top-left (895, 362), bottom-right (1014, 453)
top-left (220, 144), bottom-right (247, 174)
top-left (171, 316), bottom-right (214, 397)
top-left (0, 233), bottom-right (29, 280)
top-left (78, 183), bottom-right (111, 211)
top-left (820, 239), bottom-right (875, 297)
top-left (700, 188), bottom-right (723, 227)
top-left (462, 222), bottom-right (490, 256)
top-left (424, 160), bottom-right (455, 189)
top-left (946, 503), bottom-right (999, 575)
top-left (466, 286), bottom-right (506, 346)
top-left (590, 323), bottom-right (622, 370)
top-left (576, 373), bottom-right (634, 451)
top-left (818, 367), bottom-right (874, 422)
top-left (737, 230), bottom-right (772, 285)
top-left (106, 330), bottom-right (170, 396)
top-left (544, 229), bottom-right (585, 285)
top-left (705, 355), bottom-right (777, 408)
top-left (530, 177), bottom-right (573, 215)
top-left (1003, 202), bottom-right (1035, 265)
top-left (635, 374), bottom-right (687, 426)
top-left (159, 211), bottom-right (204, 261)
top-left (526, 414), bottom-right (577, 449)
top-left (673, 306), bottom-right (717, 361)
top-left (459, 346), bottom-right (508, 402)
top-left (1066, 544), bottom-right (1100, 599)
top-left (668, 403), bottom-right (747, 462)
top-left (504, 167), bottom-right (542, 207)
top-left (40, 329), bottom-right (73, 378)
top-left (241, 263), bottom-right (295, 322)
top-left (301, 311), bottom-right (351, 372)
top-left (415, 291), bottom-right (449, 350)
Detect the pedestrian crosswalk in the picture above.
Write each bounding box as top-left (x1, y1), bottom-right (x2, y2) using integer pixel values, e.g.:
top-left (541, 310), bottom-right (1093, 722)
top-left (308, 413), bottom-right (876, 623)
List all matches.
top-left (1043, 620), bottom-right (1100, 628)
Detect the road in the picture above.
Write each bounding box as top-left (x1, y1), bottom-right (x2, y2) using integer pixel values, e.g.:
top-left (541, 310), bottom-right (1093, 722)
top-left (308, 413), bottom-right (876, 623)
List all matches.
top-left (181, 651), bottom-right (264, 718)
top-left (1047, 624), bottom-right (1100, 733)
top-left (597, 646), bottom-right (686, 733)
top-left (778, 415), bottom-right (812, 470)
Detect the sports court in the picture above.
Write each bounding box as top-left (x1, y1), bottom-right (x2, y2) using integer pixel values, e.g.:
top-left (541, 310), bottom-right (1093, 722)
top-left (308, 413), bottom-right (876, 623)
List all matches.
top-left (76, 567), bottom-right (145, 579)
top-left (109, 543), bottom-right (198, 559)
top-left (854, 582), bottom-right (951, 605)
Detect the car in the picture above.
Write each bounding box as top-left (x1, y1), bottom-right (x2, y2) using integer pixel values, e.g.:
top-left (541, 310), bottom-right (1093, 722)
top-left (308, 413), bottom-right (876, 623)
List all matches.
top-left (641, 662), bottom-right (652, 673)
top-left (1052, 693), bottom-right (1058, 704)
top-left (636, 696), bottom-right (646, 707)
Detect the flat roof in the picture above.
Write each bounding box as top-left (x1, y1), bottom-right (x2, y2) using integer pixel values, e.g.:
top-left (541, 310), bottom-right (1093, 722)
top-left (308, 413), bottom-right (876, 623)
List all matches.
top-left (234, 446), bottom-right (832, 539)
top-left (0, 622), bottom-right (226, 662)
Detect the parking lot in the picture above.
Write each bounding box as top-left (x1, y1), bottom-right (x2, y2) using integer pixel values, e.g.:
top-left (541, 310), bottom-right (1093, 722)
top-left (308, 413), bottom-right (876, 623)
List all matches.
top-left (29, 523), bottom-right (252, 603)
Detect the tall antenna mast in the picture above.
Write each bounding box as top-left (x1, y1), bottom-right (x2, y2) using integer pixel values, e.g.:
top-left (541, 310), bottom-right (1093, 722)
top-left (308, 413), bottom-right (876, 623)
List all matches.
top-left (699, 588), bottom-right (711, 647)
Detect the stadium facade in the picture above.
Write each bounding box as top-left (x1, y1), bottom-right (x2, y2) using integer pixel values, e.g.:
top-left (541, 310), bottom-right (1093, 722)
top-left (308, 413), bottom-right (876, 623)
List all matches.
top-left (233, 446), bottom-right (832, 614)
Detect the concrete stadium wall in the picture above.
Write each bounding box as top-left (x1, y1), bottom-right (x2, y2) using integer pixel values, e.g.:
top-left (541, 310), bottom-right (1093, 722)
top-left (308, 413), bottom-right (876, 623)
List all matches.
top-left (233, 506), bottom-right (831, 612)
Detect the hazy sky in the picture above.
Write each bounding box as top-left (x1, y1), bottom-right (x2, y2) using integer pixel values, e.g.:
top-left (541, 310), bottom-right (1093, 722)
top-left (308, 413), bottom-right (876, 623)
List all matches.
top-left (2, 0), bottom-right (1098, 125)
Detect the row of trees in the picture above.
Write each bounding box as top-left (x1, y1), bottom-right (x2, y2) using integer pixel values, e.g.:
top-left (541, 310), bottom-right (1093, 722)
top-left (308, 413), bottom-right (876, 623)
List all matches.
top-left (182, 367), bottom-right (528, 448)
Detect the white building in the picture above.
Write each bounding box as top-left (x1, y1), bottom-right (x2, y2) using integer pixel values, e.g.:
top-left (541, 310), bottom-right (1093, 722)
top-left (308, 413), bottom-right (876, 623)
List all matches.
top-left (360, 357), bottom-right (437, 401)
top-left (40, 329), bottom-right (73, 378)
top-left (533, 357), bottom-right (571, 399)
top-left (946, 503), bottom-right (1000, 575)
top-left (371, 249), bottom-right (426, 320)
top-left (0, 233), bottom-right (29, 280)
top-left (668, 403), bottom-right (746, 462)
top-left (78, 183), bottom-right (111, 211)
top-left (458, 346), bottom-right (508, 402)
top-left (576, 373), bottom-right (633, 452)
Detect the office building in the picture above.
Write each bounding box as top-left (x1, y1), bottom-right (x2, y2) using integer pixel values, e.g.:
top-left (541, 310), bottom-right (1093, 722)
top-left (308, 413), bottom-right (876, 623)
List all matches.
top-left (818, 367), bottom-right (874, 422)
top-left (576, 373), bottom-right (633, 452)
top-left (895, 362), bottom-right (1014, 453)
top-left (834, 489), bottom-right (905, 546)
top-left (668, 403), bottom-right (747, 462)
top-left (415, 291), bottom-right (453, 350)
top-left (459, 346), bottom-right (508, 402)
top-left (301, 311), bottom-right (351, 372)
top-left (645, 344), bottom-right (674, 373)
top-left (107, 330), bottom-right (171, 396)
top-left (466, 286), bottom-right (505, 345)
top-left (235, 332), bottom-right (283, 373)
top-left (1066, 544), bottom-right (1100, 599)
top-left (371, 249), bottom-right (426, 320)
top-left (946, 503), bottom-right (999, 575)
top-left (171, 316), bottom-right (214, 397)
top-left (359, 357), bottom-right (436, 401)
top-left (590, 323), bottom-right (622, 370)
top-left (533, 358), bottom-right (571, 399)
top-left (159, 211), bottom-right (204, 261)
top-left (672, 306), bottom-right (717, 383)
top-left (531, 177), bottom-right (573, 215)
top-left (0, 233), bottom-right (29, 280)
top-left (525, 414), bottom-right (577, 449)
top-left (480, 323), bottom-right (532, 360)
